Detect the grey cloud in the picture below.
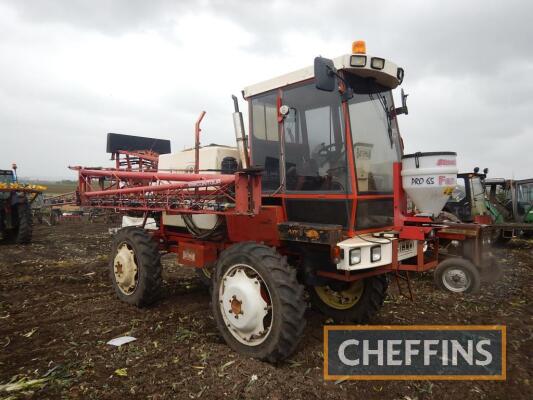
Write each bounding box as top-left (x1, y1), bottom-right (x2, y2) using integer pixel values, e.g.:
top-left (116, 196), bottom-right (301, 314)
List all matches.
top-left (7, 0), bottom-right (531, 76)
top-left (2, 0), bottom-right (189, 35)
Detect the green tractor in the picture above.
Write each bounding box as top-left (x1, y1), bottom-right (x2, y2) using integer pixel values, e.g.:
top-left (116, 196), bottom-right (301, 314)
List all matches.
top-left (485, 178), bottom-right (533, 241)
top-left (443, 169), bottom-right (533, 242)
top-left (442, 169), bottom-right (492, 224)
top-left (0, 164), bottom-right (39, 244)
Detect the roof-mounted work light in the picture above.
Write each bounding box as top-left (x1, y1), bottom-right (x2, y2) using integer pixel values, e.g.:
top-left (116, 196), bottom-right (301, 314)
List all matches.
top-left (350, 55), bottom-right (367, 67)
top-left (370, 57), bottom-right (385, 70)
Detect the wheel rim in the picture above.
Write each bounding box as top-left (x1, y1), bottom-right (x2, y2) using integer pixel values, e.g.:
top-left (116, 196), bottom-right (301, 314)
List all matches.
top-left (442, 267), bottom-right (470, 292)
top-left (113, 243), bottom-right (139, 295)
top-left (218, 264), bottom-right (272, 346)
top-left (314, 280), bottom-right (364, 310)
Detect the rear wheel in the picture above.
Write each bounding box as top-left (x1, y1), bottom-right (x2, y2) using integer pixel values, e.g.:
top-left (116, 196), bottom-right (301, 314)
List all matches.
top-left (212, 242), bottom-right (306, 363)
top-left (309, 275), bottom-right (388, 323)
top-left (14, 202), bottom-right (32, 244)
top-left (109, 227), bottom-right (162, 307)
top-left (434, 257), bottom-right (480, 293)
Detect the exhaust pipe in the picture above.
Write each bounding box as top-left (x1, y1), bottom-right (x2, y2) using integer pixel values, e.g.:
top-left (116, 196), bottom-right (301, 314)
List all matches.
top-left (194, 111), bottom-right (206, 174)
top-left (232, 95), bottom-right (250, 169)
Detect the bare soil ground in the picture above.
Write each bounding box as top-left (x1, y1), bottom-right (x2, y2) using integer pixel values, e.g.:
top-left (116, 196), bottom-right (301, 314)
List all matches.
top-left (0, 222), bottom-right (531, 399)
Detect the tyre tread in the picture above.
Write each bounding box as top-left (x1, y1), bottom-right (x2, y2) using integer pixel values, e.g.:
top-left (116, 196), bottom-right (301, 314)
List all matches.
top-left (109, 227), bottom-right (162, 307)
top-left (213, 241), bottom-right (306, 363)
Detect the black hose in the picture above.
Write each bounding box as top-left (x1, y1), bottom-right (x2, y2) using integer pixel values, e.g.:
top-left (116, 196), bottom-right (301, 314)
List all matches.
top-left (182, 214), bottom-right (225, 240)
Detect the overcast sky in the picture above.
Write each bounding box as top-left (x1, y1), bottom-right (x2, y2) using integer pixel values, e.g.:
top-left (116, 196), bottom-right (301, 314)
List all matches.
top-left (0, 0), bottom-right (531, 180)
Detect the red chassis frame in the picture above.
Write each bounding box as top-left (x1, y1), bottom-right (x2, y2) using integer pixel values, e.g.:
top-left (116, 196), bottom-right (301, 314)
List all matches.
top-left (360, 163), bottom-right (486, 280)
top-left (161, 161), bottom-right (442, 278)
top-left (315, 162), bottom-right (440, 282)
top-left (72, 157), bottom-right (445, 281)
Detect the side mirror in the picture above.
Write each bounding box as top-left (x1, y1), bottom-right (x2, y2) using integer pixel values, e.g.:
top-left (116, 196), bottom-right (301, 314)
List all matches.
top-left (314, 57), bottom-right (337, 92)
top-left (394, 88), bottom-right (409, 116)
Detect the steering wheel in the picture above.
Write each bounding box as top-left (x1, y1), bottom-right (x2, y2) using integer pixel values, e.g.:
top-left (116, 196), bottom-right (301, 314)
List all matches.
top-left (317, 143), bottom-right (338, 158)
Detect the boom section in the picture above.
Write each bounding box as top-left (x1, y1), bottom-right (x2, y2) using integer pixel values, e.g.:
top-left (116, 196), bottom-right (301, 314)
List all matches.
top-left (71, 167), bottom-right (262, 216)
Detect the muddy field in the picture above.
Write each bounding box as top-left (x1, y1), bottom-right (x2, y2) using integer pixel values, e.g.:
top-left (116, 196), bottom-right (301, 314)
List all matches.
top-left (0, 222), bottom-right (531, 399)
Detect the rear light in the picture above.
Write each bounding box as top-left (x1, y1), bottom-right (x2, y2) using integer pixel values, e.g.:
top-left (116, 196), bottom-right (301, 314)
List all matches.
top-left (331, 246), bottom-right (342, 264)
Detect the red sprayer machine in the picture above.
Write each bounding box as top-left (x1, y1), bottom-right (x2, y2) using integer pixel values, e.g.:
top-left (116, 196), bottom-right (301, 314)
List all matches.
top-left (70, 41), bottom-right (495, 362)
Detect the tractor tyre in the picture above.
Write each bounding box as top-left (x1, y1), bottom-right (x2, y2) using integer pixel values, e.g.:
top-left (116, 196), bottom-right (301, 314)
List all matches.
top-left (14, 202), bottom-right (32, 244)
top-left (308, 275), bottom-right (388, 324)
top-left (212, 242), bottom-right (306, 363)
top-left (109, 227), bottom-right (162, 307)
top-left (434, 257), bottom-right (480, 293)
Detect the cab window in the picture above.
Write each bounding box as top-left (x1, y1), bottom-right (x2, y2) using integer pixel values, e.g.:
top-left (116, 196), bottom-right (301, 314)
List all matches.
top-left (281, 83), bottom-right (348, 192)
top-left (250, 92), bottom-right (280, 192)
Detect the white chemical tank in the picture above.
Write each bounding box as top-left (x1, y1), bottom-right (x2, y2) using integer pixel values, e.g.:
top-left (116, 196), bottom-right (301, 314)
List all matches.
top-left (401, 152), bottom-right (458, 216)
top-left (158, 145), bottom-right (240, 229)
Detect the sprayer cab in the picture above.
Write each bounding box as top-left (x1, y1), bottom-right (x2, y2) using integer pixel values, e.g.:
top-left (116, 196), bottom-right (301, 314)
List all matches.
top-left (243, 42), bottom-right (406, 200)
top-left (236, 41), bottom-right (426, 271)
top-left (237, 41), bottom-right (463, 275)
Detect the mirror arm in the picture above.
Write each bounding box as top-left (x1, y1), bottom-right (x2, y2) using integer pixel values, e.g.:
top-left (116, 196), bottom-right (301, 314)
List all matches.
top-left (326, 66), bottom-right (354, 101)
top-left (394, 106), bottom-right (408, 116)
top-left (396, 89), bottom-right (409, 116)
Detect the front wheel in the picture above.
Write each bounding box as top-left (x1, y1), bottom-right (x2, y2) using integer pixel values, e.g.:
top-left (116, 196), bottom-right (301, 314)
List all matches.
top-left (109, 227), bottom-right (162, 307)
top-left (434, 257), bottom-right (480, 293)
top-left (309, 275), bottom-right (388, 323)
top-left (212, 242), bottom-right (306, 363)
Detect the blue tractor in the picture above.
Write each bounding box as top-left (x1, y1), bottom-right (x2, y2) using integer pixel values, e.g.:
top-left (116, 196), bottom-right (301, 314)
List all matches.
top-left (0, 165), bottom-right (33, 243)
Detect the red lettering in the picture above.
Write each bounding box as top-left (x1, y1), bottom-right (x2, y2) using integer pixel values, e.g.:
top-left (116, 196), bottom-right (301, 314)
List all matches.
top-left (437, 159), bottom-right (456, 166)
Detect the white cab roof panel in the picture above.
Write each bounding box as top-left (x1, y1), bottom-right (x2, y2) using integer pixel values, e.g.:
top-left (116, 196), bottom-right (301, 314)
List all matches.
top-left (243, 54), bottom-right (402, 98)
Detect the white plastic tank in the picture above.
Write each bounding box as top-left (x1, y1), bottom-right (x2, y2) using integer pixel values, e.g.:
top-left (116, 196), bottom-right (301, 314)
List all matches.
top-left (401, 152), bottom-right (458, 216)
top-left (158, 145), bottom-right (240, 228)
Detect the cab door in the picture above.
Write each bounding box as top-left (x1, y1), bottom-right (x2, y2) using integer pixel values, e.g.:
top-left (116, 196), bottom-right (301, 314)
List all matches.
top-left (280, 81), bottom-right (352, 228)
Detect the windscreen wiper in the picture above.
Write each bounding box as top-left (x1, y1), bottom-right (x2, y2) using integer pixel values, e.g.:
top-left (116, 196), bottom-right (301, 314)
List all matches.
top-left (370, 93), bottom-right (394, 148)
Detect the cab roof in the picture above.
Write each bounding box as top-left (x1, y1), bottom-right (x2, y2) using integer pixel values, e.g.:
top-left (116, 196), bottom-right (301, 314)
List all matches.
top-left (243, 53), bottom-right (402, 98)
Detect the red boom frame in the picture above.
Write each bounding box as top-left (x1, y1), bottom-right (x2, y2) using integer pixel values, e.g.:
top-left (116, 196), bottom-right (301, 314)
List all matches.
top-left (71, 167), bottom-right (261, 216)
